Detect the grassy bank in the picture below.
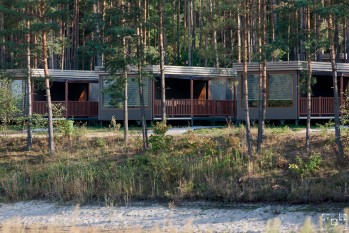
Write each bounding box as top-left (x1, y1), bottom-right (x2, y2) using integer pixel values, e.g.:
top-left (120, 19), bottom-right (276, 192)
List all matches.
top-left (0, 125), bottom-right (348, 204)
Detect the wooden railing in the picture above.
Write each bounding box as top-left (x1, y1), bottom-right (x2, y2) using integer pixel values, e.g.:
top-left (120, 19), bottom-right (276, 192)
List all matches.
top-left (299, 97), bottom-right (345, 116)
top-left (33, 101), bottom-right (98, 117)
top-left (154, 99), bottom-right (236, 117)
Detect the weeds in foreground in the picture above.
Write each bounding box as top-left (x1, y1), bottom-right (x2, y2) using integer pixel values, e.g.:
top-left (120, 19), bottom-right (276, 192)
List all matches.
top-left (0, 125), bottom-right (347, 204)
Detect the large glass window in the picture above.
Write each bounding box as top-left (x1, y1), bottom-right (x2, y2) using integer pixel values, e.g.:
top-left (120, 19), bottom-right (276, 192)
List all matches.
top-left (103, 77), bottom-right (149, 108)
top-left (268, 74), bottom-right (293, 107)
top-left (241, 74), bottom-right (259, 107)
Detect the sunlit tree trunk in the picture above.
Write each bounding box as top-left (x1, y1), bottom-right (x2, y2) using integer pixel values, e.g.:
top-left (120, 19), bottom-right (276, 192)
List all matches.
top-left (26, 9), bottom-right (32, 151)
top-left (237, 12), bottom-right (242, 63)
top-left (0, 11), bottom-right (5, 67)
top-left (159, 0), bottom-right (166, 123)
top-left (73, 0), bottom-right (79, 69)
top-left (122, 1), bottom-right (129, 144)
top-left (345, 17), bottom-right (349, 63)
top-left (40, 1), bottom-right (55, 154)
top-left (243, 0), bottom-right (252, 159)
top-left (257, 0), bottom-right (263, 153)
top-left (327, 0), bottom-right (344, 159)
top-left (137, 0), bottom-right (148, 150)
top-left (305, 4), bottom-right (312, 152)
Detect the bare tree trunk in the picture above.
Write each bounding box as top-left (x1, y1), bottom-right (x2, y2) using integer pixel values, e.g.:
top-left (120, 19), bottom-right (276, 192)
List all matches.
top-left (210, 0), bottom-right (219, 67)
top-left (345, 17), bottom-right (349, 63)
top-left (0, 11), bottom-right (5, 67)
top-left (139, 73), bottom-right (148, 150)
top-left (121, 1), bottom-right (128, 144)
top-left (40, 1), bottom-right (55, 155)
top-left (198, 0), bottom-right (203, 66)
top-left (159, 0), bottom-right (166, 123)
top-left (26, 13), bottom-right (33, 151)
top-left (316, 0), bottom-right (324, 61)
top-left (237, 12), bottom-right (242, 63)
top-left (327, 2), bottom-right (344, 159)
top-left (60, 18), bottom-right (65, 70)
top-left (65, 4), bottom-right (71, 70)
top-left (300, 7), bottom-right (304, 61)
top-left (243, 0), bottom-right (253, 159)
top-left (257, 0), bottom-right (263, 153)
top-left (187, 0), bottom-right (192, 66)
top-left (123, 70), bottom-right (129, 144)
top-left (305, 4), bottom-right (312, 152)
top-left (176, 0), bottom-right (181, 65)
top-left (137, 0), bottom-right (148, 150)
top-left (73, 0), bottom-right (79, 69)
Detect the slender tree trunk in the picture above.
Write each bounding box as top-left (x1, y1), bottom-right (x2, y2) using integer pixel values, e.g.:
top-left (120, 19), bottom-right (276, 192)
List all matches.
top-left (0, 11), bottom-right (5, 67)
top-left (300, 7), bottom-right (304, 61)
top-left (305, 4), bottom-right (312, 152)
top-left (177, 0), bottom-right (181, 65)
top-left (237, 12), bottom-right (242, 63)
top-left (60, 18), bottom-right (65, 70)
top-left (344, 16), bottom-right (349, 63)
top-left (123, 69), bottom-right (129, 144)
top-left (327, 2), bottom-right (344, 159)
top-left (187, 0), bottom-right (192, 66)
top-left (243, 0), bottom-right (253, 159)
top-left (73, 0), bottom-right (79, 69)
top-left (138, 72), bottom-right (148, 150)
top-left (257, 0), bottom-right (263, 153)
top-left (40, 1), bottom-right (55, 154)
top-left (198, 0), bottom-right (203, 66)
top-left (65, 4), bottom-right (71, 70)
top-left (137, 0), bottom-right (148, 150)
top-left (26, 13), bottom-right (32, 151)
top-left (121, 1), bottom-right (128, 144)
top-left (316, 0), bottom-right (324, 61)
top-left (159, 0), bottom-right (166, 123)
top-left (210, 0), bottom-right (219, 67)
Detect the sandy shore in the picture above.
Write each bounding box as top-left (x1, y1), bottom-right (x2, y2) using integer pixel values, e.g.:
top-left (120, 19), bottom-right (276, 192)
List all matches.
top-left (0, 201), bottom-right (348, 232)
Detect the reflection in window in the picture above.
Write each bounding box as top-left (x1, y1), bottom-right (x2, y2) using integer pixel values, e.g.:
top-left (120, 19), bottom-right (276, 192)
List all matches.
top-left (242, 74), bottom-right (259, 107)
top-left (268, 74), bottom-right (293, 107)
top-left (103, 77), bottom-right (149, 109)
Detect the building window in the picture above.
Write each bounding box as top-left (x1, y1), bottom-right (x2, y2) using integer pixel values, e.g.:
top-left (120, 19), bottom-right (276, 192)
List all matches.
top-left (268, 74), bottom-right (293, 107)
top-left (241, 74), bottom-right (259, 107)
top-left (103, 77), bottom-right (149, 109)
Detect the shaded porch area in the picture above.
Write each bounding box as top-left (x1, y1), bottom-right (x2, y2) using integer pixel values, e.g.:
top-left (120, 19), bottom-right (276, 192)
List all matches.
top-left (153, 77), bottom-right (236, 119)
top-left (298, 74), bottom-right (348, 118)
top-left (33, 80), bottom-right (98, 118)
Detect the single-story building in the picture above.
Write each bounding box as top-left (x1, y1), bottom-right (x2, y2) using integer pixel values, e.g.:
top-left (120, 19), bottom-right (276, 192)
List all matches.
top-left (8, 61), bottom-right (349, 123)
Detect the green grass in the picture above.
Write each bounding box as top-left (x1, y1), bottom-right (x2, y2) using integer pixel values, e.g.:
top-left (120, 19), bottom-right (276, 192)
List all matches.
top-left (0, 124), bottom-right (348, 205)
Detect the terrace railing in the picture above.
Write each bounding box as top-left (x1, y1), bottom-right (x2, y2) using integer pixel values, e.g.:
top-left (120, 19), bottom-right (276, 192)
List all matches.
top-left (154, 99), bottom-right (236, 118)
top-left (33, 101), bottom-right (98, 117)
top-left (298, 97), bottom-right (346, 117)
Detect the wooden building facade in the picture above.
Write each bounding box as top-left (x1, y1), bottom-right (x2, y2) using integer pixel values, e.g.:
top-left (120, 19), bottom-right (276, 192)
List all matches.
top-left (10, 61), bottom-right (349, 123)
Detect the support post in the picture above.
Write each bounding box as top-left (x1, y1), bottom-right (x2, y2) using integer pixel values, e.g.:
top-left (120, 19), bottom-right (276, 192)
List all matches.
top-left (65, 80), bottom-right (68, 118)
top-left (340, 75), bottom-right (344, 100)
top-left (319, 96), bottom-right (322, 117)
top-left (152, 79), bottom-right (155, 118)
top-left (340, 75), bottom-right (344, 115)
top-left (190, 79), bottom-right (194, 118)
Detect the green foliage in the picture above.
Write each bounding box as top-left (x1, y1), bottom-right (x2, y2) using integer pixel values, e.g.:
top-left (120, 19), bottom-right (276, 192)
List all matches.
top-left (0, 76), bottom-right (22, 133)
top-left (149, 122), bottom-right (173, 154)
top-left (94, 138), bottom-right (106, 148)
top-left (289, 153), bottom-right (323, 178)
